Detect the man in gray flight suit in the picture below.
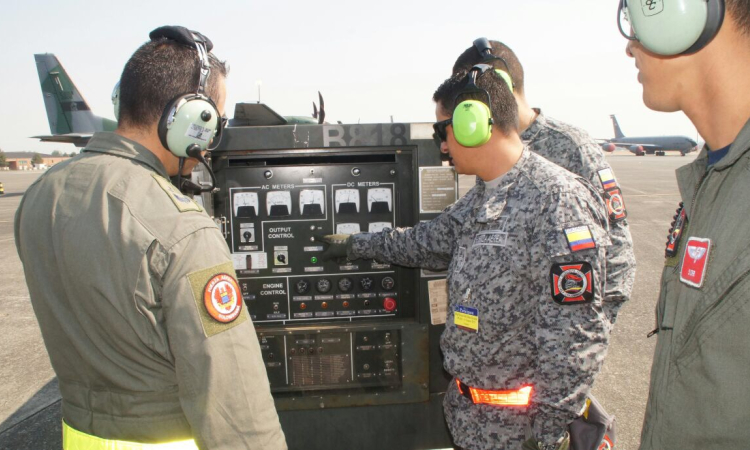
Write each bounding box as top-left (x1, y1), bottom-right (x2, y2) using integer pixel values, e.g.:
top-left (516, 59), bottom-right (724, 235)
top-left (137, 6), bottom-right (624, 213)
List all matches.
top-left (14, 27), bottom-right (286, 450)
top-left (453, 38), bottom-right (636, 324)
top-left (320, 67), bottom-right (612, 450)
top-left (618, 0), bottom-right (750, 448)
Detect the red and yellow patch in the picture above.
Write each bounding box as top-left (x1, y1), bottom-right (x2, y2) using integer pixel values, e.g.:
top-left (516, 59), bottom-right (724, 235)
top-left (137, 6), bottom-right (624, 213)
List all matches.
top-left (203, 273), bottom-right (242, 323)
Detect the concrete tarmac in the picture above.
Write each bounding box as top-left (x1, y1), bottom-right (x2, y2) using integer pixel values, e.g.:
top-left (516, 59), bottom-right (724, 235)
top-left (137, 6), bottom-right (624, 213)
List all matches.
top-left (0, 152), bottom-right (694, 449)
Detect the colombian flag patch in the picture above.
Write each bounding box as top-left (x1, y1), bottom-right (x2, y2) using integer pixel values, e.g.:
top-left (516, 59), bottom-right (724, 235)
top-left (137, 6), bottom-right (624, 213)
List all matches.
top-left (597, 168), bottom-right (617, 190)
top-left (564, 226), bottom-right (596, 252)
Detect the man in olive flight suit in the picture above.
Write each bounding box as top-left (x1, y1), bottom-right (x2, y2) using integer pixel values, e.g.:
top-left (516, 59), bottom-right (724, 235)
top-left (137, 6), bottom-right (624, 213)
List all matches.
top-left (618, 0), bottom-right (750, 448)
top-left (15, 27), bottom-right (286, 449)
top-left (320, 67), bottom-right (612, 450)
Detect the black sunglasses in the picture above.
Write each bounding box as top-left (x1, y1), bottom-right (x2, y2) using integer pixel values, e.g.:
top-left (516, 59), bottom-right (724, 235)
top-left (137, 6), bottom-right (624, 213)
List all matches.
top-left (433, 118), bottom-right (452, 142)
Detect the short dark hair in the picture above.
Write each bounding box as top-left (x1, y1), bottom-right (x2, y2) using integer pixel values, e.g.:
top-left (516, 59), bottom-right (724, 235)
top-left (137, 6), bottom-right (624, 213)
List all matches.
top-left (452, 40), bottom-right (525, 95)
top-left (118, 39), bottom-right (228, 130)
top-left (727, 0), bottom-right (750, 36)
top-left (433, 68), bottom-right (519, 137)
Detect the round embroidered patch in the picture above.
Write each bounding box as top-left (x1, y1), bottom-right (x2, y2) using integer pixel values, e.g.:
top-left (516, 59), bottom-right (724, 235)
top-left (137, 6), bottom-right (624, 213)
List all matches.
top-left (203, 273), bottom-right (242, 323)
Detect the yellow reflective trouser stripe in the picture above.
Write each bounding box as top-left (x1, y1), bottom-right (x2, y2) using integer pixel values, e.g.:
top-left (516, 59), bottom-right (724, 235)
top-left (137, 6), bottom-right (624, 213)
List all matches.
top-left (63, 421), bottom-right (199, 450)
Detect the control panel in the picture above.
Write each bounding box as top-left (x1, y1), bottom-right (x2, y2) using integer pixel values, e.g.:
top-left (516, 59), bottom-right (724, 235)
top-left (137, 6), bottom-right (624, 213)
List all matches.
top-left (216, 149), bottom-right (417, 394)
top-left (209, 117), bottom-right (456, 449)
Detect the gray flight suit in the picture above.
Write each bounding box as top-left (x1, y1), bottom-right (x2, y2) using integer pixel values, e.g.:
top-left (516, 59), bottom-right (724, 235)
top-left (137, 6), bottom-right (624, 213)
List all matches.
top-left (349, 148), bottom-right (612, 450)
top-left (14, 132), bottom-right (286, 450)
top-left (640, 119), bottom-right (750, 450)
top-left (523, 110), bottom-right (636, 322)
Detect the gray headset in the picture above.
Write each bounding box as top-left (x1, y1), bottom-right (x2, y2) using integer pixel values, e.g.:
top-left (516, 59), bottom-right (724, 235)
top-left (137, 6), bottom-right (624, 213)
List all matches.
top-left (618, 0), bottom-right (725, 55)
top-left (150, 26), bottom-right (224, 158)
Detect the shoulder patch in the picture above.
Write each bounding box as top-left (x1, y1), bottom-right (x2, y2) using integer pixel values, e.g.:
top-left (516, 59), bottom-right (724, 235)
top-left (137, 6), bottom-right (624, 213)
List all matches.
top-left (188, 262), bottom-right (247, 337)
top-left (597, 168), bottom-right (617, 190)
top-left (564, 225), bottom-right (596, 252)
top-left (152, 174), bottom-right (203, 213)
top-left (550, 262), bottom-right (595, 304)
top-left (604, 188), bottom-right (627, 222)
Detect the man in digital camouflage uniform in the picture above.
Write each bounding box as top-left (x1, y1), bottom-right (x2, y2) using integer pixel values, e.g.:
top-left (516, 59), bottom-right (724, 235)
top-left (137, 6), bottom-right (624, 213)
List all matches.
top-left (15, 27), bottom-right (286, 450)
top-left (320, 66), bottom-right (612, 450)
top-left (453, 39), bottom-right (636, 324)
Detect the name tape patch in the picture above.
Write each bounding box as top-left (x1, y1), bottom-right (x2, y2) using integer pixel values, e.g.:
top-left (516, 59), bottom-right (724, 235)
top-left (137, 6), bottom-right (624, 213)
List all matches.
top-left (472, 230), bottom-right (509, 247)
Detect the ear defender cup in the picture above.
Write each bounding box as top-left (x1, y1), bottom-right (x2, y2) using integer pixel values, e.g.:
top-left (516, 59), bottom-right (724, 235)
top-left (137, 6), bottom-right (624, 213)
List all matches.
top-left (158, 94), bottom-right (220, 157)
top-left (625, 0), bottom-right (724, 55)
top-left (453, 100), bottom-right (493, 147)
top-left (111, 82), bottom-right (121, 121)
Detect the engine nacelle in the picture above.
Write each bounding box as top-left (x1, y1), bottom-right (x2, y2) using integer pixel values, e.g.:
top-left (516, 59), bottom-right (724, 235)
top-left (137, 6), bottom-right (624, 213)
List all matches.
top-left (630, 145), bottom-right (645, 156)
top-left (602, 143), bottom-right (616, 153)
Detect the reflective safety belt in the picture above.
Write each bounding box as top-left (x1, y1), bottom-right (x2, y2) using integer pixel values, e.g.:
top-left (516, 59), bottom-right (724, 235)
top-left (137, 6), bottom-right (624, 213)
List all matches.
top-left (63, 421), bottom-right (199, 450)
top-left (456, 379), bottom-right (533, 406)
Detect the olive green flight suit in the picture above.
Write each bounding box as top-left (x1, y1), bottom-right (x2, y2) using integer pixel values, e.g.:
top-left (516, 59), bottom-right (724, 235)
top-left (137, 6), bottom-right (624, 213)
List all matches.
top-left (14, 132), bottom-right (286, 450)
top-left (640, 118), bottom-right (750, 450)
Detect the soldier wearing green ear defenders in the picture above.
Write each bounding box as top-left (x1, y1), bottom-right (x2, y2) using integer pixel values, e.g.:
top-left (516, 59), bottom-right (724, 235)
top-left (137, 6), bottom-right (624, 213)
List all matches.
top-left (318, 65), bottom-right (614, 450)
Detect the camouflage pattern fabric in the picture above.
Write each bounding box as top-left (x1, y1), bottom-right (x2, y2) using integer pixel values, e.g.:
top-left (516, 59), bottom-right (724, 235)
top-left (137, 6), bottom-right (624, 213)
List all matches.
top-left (350, 148), bottom-right (612, 450)
top-left (522, 109), bottom-right (636, 323)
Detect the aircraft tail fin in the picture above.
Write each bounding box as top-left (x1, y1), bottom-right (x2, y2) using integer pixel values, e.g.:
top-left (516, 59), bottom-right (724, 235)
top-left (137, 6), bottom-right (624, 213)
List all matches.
top-left (34, 53), bottom-right (116, 136)
top-left (610, 114), bottom-right (625, 139)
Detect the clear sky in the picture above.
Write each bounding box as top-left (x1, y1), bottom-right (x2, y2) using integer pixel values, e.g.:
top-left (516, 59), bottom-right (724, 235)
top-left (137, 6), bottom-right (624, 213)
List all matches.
top-left (0, 0), bottom-right (699, 155)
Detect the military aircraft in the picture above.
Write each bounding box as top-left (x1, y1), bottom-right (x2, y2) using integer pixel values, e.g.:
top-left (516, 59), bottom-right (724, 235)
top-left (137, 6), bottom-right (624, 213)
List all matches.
top-left (33, 54), bottom-right (117, 147)
top-left (600, 115), bottom-right (699, 156)
top-left (34, 54), bottom-right (328, 146)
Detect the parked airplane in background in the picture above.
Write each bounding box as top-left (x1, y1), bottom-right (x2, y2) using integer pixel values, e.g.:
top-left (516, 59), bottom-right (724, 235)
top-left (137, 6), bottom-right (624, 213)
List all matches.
top-left (33, 54), bottom-right (117, 147)
top-left (34, 54), bottom-right (332, 147)
top-left (600, 115), bottom-right (699, 156)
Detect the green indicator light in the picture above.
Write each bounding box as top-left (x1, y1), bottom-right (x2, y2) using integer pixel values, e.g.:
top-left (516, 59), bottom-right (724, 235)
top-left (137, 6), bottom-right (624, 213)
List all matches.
top-left (311, 257), bottom-right (318, 264)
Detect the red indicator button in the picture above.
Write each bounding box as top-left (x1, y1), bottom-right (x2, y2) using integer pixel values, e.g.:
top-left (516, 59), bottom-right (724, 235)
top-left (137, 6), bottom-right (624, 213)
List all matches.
top-left (383, 297), bottom-right (397, 312)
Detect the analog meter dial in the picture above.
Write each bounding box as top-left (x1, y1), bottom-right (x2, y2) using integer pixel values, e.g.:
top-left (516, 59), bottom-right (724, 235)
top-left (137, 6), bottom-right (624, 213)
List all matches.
top-left (266, 191), bottom-right (292, 217)
top-left (299, 189), bottom-right (325, 215)
top-left (368, 222), bottom-right (392, 233)
top-left (336, 223), bottom-right (361, 235)
top-left (335, 189), bottom-right (360, 214)
top-left (367, 188), bottom-right (392, 213)
top-left (234, 192), bottom-right (259, 218)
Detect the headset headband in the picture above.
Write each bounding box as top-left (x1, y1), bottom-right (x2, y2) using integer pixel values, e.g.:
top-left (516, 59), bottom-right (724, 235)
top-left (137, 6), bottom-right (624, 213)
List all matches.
top-left (472, 38), bottom-right (513, 76)
top-left (149, 26), bottom-right (212, 95)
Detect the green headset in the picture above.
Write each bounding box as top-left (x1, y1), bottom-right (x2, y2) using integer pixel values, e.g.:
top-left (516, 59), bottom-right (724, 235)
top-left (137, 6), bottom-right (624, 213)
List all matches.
top-left (452, 64), bottom-right (495, 147)
top-left (448, 39), bottom-right (516, 147)
top-left (150, 26), bottom-right (224, 158)
top-left (618, 0), bottom-right (725, 55)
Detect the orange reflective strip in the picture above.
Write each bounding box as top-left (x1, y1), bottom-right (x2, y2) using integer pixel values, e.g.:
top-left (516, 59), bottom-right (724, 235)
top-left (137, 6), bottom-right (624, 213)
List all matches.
top-left (468, 385), bottom-right (533, 406)
top-left (455, 379), bottom-right (464, 395)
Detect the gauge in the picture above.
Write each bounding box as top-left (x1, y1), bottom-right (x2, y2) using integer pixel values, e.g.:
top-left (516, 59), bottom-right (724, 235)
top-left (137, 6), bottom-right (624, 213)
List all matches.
top-left (360, 276), bottom-right (374, 291)
top-left (367, 188), bottom-right (392, 213)
top-left (234, 192), bottom-right (259, 218)
top-left (381, 276), bottom-right (396, 290)
top-left (338, 277), bottom-right (353, 292)
top-left (295, 279), bottom-right (310, 294)
top-left (299, 189), bottom-right (325, 216)
top-left (335, 189), bottom-right (360, 214)
top-left (336, 223), bottom-right (361, 235)
top-left (316, 278), bottom-right (332, 293)
top-left (266, 191), bottom-right (292, 217)
top-left (368, 222), bottom-right (392, 233)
